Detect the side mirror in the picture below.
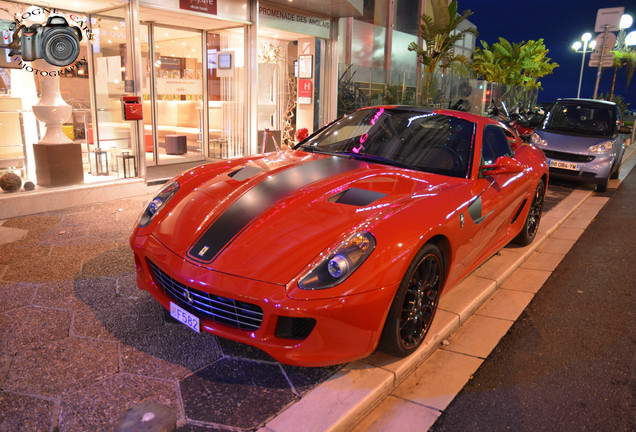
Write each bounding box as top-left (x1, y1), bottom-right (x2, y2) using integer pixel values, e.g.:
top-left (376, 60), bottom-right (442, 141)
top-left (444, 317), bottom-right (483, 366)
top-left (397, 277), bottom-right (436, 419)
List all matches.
top-left (507, 135), bottom-right (521, 152)
top-left (619, 125), bottom-right (632, 134)
top-left (481, 156), bottom-right (525, 176)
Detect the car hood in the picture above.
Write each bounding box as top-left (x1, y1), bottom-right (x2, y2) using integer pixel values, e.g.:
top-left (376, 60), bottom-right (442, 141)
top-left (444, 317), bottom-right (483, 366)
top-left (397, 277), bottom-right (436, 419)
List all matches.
top-left (536, 129), bottom-right (616, 153)
top-left (152, 151), bottom-right (451, 285)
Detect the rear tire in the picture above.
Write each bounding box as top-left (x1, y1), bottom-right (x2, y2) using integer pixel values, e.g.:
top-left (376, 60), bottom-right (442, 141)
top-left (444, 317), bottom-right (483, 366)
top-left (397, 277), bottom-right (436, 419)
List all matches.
top-left (378, 243), bottom-right (443, 357)
top-left (514, 179), bottom-right (545, 246)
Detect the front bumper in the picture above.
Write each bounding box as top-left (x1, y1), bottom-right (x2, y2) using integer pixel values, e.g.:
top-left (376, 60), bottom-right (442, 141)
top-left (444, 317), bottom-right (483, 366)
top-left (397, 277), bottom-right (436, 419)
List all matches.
top-left (544, 151), bottom-right (616, 185)
top-left (130, 234), bottom-right (397, 366)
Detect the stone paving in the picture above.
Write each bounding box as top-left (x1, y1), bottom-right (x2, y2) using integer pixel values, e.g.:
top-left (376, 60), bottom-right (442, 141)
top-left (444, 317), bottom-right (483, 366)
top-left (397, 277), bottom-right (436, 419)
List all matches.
top-left (0, 181), bottom-right (576, 432)
top-left (0, 197), bottom-right (338, 432)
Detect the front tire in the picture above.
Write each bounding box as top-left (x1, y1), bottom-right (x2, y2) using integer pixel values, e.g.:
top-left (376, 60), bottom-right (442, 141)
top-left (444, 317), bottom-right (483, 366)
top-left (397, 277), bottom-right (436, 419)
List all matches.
top-left (378, 243), bottom-right (443, 357)
top-left (596, 179), bottom-right (609, 193)
top-left (610, 160), bottom-right (620, 179)
top-left (514, 179), bottom-right (545, 246)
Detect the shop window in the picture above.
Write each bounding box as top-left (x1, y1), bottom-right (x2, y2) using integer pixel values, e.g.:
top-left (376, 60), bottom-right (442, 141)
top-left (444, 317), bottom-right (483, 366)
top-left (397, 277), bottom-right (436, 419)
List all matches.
top-left (0, 2), bottom-right (94, 186)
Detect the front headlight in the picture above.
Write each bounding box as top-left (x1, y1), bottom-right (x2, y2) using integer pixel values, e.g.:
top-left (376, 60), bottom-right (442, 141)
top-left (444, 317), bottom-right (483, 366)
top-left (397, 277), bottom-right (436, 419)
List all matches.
top-left (588, 141), bottom-right (613, 153)
top-left (138, 180), bottom-right (180, 227)
top-left (530, 133), bottom-right (547, 147)
top-left (298, 231), bottom-right (376, 290)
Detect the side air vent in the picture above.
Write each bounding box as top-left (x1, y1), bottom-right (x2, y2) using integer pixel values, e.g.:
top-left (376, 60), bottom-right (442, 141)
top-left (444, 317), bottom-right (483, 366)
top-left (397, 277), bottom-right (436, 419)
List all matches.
top-left (329, 187), bottom-right (387, 206)
top-left (511, 198), bottom-right (528, 224)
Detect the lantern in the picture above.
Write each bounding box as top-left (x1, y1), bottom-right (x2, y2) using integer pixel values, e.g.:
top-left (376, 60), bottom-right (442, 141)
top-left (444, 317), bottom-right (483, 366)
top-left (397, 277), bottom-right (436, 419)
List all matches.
top-left (94, 149), bottom-right (109, 176)
top-left (117, 151), bottom-right (137, 178)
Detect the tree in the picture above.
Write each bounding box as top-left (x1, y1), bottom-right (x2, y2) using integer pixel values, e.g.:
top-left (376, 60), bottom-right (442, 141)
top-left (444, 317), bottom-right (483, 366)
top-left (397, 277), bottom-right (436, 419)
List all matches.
top-left (473, 37), bottom-right (559, 91)
top-left (599, 92), bottom-right (631, 118)
top-left (408, 0), bottom-right (477, 105)
top-left (608, 51), bottom-right (636, 100)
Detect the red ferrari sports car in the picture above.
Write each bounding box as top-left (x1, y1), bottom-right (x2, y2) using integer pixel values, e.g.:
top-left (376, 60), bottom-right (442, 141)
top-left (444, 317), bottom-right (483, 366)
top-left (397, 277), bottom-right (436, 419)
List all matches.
top-left (130, 107), bottom-right (548, 366)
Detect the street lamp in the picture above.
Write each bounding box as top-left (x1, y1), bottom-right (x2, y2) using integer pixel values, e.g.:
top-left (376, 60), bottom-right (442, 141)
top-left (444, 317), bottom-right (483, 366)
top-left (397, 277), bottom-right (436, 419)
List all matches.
top-left (626, 30), bottom-right (636, 48)
top-left (572, 33), bottom-right (596, 98)
top-left (616, 14), bottom-right (634, 51)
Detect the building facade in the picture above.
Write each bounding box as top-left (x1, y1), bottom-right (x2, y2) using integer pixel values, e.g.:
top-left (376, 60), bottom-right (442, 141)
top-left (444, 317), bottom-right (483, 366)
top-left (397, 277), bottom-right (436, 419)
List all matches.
top-left (0, 0), bottom-right (476, 192)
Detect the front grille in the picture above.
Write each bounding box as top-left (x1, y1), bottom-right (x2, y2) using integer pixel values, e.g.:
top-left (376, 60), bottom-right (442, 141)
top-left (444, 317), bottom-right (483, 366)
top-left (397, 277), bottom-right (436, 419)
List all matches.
top-left (148, 260), bottom-right (263, 331)
top-left (543, 150), bottom-right (595, 163)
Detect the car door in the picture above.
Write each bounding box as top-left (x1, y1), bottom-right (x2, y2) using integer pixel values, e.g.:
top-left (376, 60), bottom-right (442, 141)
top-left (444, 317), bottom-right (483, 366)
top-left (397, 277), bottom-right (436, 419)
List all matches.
top-left (469, 125), bottom-right (528, 258)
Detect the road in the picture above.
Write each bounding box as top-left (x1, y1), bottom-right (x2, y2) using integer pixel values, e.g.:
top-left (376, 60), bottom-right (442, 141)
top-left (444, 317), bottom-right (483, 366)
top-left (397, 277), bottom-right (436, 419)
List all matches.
top-left (430, 167), bottom-right (636, 431)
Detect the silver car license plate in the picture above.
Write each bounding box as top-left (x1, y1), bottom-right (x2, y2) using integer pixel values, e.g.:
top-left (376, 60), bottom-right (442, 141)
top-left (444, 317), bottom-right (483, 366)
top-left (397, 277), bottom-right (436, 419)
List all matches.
top-left (549, 159), bottom-right (579, 171)
top-left (170, 302), bottom-right (200, 333)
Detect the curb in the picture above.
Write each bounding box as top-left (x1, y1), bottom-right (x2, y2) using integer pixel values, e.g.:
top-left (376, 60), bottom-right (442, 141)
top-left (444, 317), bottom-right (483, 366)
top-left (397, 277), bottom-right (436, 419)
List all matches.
top-left (260, 144), bottom-right (636, 432)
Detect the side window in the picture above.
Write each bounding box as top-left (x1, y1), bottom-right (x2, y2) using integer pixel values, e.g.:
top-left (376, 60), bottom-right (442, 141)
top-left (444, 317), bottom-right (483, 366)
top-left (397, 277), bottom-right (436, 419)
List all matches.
top-left (482, 125), bottom-right (513, 165)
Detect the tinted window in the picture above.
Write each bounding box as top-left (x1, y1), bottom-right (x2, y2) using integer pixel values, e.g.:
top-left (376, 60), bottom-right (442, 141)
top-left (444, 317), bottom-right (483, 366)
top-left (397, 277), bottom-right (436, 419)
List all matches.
top-left (299, 109), bottom-right (475, 178)
top-left (482, 125), bottom-right (513, 165)
top-left (542, 101), bottom-right (617, 137)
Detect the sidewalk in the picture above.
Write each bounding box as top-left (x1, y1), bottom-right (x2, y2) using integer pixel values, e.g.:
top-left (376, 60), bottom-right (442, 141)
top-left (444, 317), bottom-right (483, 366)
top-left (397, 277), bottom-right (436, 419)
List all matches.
top-left (0, 160), bottom-right (200, 220)
top-left (428, 151), bottom-right (636, 431)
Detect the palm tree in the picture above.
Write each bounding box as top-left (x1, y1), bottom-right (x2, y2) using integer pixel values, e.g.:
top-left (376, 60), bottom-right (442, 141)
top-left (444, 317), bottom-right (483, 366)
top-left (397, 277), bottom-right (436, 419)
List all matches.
top-left (608, 51), bottom-right (636, 100)
top-left (473, 38), bottom-right (558, 91)
top-left (408, 0), bottom-right (477, 105)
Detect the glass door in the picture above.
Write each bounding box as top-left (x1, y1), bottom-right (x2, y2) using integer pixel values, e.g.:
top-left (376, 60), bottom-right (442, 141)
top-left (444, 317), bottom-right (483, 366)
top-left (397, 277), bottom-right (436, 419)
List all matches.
top-left (89, 9), bottom-right (134, 177)
top-left (256, 30), bottom-right (327, 152)
top-left (142, 25), bottom-right (204, 166)
top-left (206, 27), bottom-right (246, 159)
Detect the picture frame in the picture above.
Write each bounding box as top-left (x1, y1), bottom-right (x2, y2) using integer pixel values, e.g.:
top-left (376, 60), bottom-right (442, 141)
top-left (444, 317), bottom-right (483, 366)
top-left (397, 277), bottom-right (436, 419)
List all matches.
top-left (298, 55), bottom-right (313, 79)
top-left (218, 52), bottom-right (232, 70)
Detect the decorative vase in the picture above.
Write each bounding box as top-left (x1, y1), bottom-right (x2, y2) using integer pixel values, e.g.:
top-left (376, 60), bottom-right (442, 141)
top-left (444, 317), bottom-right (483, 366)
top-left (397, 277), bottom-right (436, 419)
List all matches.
top-left (30, 59), bottom-right (83, 186)
top-left (30, 59), bottom-right (72, 145)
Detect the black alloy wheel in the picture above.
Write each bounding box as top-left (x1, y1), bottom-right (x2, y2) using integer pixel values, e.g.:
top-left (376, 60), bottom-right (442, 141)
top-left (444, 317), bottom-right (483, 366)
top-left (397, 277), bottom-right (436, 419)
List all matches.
top-left (514, 179), bottom-right (545, 245)
top-left (379, 243), bottom-right (443, 357)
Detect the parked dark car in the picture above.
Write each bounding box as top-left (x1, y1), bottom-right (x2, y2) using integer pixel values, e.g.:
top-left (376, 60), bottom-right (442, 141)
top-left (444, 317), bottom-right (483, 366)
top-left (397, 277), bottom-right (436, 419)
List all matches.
top-left (531, 98), bottom-right (631, 192)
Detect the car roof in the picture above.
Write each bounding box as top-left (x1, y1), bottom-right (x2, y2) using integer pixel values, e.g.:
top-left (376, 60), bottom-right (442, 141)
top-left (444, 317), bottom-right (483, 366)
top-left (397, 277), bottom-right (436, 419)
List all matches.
top-left (356, 105), bottom-right (490, 124)
top-left (555, 98), bottom-right (618, 108)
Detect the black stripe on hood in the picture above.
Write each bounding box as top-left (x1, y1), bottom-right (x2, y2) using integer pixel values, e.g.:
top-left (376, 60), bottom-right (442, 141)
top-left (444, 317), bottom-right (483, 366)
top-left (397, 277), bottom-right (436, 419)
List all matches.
top-left (187, 157), bottom-right (364, 263)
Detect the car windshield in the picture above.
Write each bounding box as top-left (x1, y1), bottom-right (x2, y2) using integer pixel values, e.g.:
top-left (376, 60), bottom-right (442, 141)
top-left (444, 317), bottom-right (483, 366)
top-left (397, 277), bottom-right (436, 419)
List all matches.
top-left (542, 101), bottom-right (616, 137)
top-left (297, 108), bottom-right (475, 178)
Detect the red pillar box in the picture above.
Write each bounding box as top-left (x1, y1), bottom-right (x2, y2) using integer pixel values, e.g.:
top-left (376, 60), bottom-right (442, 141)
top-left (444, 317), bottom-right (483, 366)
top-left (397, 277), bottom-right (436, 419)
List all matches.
top-left (122, 96), bottom-right (143, 120)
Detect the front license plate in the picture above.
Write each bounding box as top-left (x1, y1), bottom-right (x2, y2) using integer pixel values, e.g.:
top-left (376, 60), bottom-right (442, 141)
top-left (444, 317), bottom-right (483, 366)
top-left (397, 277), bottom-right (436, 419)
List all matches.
top-left (170, 302), bottom-right (200, 333)
top-left (549, 159), bottom-right (579, 171)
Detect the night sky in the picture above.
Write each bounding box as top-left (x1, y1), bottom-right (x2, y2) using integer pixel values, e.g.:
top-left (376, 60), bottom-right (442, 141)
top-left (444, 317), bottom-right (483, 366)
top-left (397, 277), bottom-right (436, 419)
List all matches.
top-left (458, 1), bottom-right (636, 108)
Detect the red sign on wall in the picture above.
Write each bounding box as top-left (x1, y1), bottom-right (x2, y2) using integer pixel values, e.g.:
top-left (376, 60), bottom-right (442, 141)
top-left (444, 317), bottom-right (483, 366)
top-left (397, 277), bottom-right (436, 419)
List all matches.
top-left (298, 79), bottom-right (312, 104)
top-left (179, 0), bottom-right (217, 15)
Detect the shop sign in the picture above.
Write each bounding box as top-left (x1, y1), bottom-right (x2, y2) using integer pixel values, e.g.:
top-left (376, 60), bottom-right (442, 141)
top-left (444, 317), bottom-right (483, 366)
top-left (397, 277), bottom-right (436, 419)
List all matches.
top-left (179, 0), bottom-right (217, 16)
top-left (157, 78), bottom-right (203, 96)
top-left (298, 79), bottom-right (312, 104)
top-left (160, 56), bottom-right (182, 70)
top-left (259, 4), bottom-right (330, 39)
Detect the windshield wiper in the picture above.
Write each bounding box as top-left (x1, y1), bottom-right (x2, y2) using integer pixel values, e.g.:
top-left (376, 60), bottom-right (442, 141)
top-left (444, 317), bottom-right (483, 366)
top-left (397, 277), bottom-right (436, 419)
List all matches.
top-left (297, 145), bottom-right (336, 155)
top-left (338, 152), bottom-right (411, 169)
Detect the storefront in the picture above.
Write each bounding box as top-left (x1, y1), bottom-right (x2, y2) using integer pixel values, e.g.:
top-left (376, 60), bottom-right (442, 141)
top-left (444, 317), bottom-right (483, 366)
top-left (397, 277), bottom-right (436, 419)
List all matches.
top-left (256, 2), bottom-right (337, 150)
top-left (0, 0), bottom-right (350, 192)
